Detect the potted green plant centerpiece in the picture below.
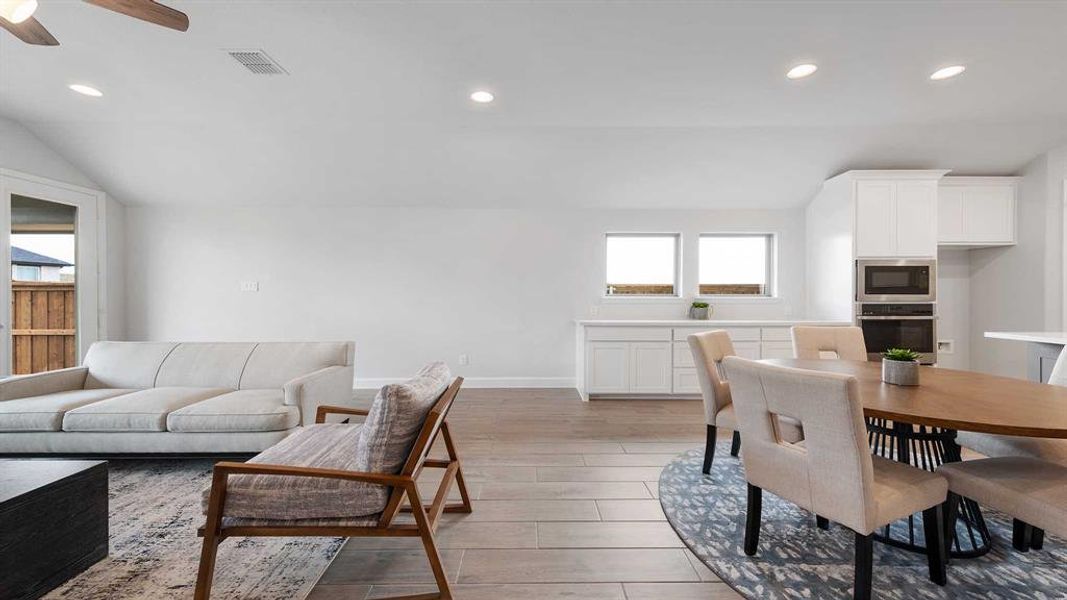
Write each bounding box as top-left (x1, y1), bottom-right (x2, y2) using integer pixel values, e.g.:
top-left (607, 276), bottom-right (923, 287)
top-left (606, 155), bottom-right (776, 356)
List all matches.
top-left (882, 348), bottom-right (920, 386)
top-left (688, 301), bottom-right (711, 320)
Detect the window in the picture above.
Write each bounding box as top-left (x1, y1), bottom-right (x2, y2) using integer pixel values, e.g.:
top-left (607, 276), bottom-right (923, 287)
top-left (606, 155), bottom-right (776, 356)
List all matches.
top-left (605, 234), bottom-right (679, 296)
top-left (699, 234), bottom-right (774, 296)
top-left (12, 265), bottom-right (41, 281)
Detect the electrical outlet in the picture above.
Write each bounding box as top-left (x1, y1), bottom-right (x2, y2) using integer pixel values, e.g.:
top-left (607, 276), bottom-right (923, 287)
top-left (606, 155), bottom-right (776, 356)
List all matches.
top-left (240, 281), bottom-right (259, 292)
top-left (458, 354), bottom-right (470, 366)
top-left (937, 340), bottom-right (954, 354)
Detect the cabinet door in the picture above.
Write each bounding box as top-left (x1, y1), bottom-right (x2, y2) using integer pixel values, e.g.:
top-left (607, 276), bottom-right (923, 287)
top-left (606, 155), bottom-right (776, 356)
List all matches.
top-left (855, 181), bottom-right (896, 257)
top-left (937, 186), bottom-right (965, 243)
top-left (963, 185), bottom-right (1014, 243)
top-left (760, 341), bottom-right (795, 359)
top-left (734, 341), bottom-right (762, 360)
top-left (672, 368), bottom-right (701, 394)
top-left (629, 342), bottom-right (672, 393)
top-left (586, 342), bottom-right (629, 393)
top-left (894, 181), bottom-right (938, 257)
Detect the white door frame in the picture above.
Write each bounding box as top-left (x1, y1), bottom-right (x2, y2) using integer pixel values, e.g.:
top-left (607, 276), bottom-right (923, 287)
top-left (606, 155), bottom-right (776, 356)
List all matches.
top-left (0, 168), bottom-right (107, 375)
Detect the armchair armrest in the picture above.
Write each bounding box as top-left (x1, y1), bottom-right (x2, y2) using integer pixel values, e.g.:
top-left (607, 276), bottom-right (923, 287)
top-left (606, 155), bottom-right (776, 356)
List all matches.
top-left (283, 365), bottom-right (355, 426)
top-left (210, 461), bottom-right (410, 487)
top-left (315, 405), bottom-right (370, 424)
top-left (0, 366), bottom-right (88, 402)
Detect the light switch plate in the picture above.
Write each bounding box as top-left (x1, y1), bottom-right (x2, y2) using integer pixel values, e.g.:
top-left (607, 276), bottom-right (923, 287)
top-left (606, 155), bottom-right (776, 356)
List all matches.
top-left (240, 281), bottom-right (259, 292)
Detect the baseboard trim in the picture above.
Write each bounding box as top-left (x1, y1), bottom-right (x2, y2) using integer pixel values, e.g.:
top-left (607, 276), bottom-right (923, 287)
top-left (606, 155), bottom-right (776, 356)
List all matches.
top-left (355, 377), bottom-right (576, 390)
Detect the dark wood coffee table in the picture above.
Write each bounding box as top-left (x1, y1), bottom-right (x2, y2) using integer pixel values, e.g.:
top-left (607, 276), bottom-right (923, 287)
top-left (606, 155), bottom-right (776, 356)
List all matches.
top-left (0, 460), bottom-right (108, 600)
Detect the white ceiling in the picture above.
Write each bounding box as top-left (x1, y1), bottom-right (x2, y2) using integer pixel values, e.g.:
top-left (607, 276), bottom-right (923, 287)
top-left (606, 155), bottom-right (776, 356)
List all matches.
top-left (1, 0), bottom-right (1066, 208)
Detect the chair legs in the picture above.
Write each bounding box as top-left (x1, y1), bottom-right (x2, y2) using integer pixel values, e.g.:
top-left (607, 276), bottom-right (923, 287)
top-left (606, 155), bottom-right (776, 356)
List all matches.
top-left (702, 425), bottom-right (717, 475)
top-left (730, 430), bottom-right (741, 457)
top-left (1013, 519), bottom-right (1034, 552)
top-left (744, 484), bottom-right (762, 556)
top-left (816, 515), bottom-right (830, 530)
top-left (1032, 527), bottom-right (1045, 550)
top-left (922, 505), bottom-right (947, 586)
top-left (854, 532), bottom-right (874, 600)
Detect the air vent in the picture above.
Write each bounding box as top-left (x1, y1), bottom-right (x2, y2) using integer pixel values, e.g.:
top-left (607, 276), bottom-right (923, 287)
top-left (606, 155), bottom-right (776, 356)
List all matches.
top-left (226, 49), bottom-right (288, 75)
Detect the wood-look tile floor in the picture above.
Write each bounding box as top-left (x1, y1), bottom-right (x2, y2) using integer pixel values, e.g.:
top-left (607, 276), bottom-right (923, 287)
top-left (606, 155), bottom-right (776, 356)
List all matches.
top-left (308, 389), bottom-right (742, 600)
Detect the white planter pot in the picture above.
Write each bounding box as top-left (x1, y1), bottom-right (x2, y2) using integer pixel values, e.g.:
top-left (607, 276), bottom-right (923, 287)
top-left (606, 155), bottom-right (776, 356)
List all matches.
top-left (882, 359), bottom-right (919, 386)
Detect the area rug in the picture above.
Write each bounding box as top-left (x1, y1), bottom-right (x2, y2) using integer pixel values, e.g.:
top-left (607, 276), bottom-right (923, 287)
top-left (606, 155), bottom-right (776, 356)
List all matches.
top-left (659, 446), bottom-right (1067, 600)
top-left (43, 460), bottom-right (344, 600)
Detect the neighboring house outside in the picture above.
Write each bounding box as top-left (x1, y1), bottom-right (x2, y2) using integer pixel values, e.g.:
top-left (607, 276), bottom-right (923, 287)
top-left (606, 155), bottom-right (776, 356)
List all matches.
top-left (11, 246), bottom-right (73, 282)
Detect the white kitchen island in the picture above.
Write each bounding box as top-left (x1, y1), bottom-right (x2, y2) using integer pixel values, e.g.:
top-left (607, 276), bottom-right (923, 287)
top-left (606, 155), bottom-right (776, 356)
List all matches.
top-left (576, 319), bottom-right (851, 400)
top-left (985, 331), bottom-right (1067, 382)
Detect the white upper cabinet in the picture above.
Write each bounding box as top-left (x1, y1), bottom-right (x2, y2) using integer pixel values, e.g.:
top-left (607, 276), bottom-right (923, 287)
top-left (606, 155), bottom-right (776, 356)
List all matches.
top-left (854, 178), bottom-right (939, 258)
top-left (937, 177), bottom-right (1017, 247)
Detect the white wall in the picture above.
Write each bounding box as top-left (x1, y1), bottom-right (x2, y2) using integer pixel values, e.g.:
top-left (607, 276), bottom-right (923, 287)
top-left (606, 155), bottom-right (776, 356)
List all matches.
top-left (969, 146), bottom-right (1066, 377)
top-left (0, 116), bottom-right (126, 340)
top-left (123, 206), bottom-right (805, 385)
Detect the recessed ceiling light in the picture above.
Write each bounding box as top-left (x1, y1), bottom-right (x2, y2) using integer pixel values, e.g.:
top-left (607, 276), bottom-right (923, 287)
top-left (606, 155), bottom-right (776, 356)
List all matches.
top-left (930, 65), bottom-right (966, 80)
top-left (0, 0), bottom-right (37, 24)
top-left (470, 90), bottom-right (495, 103)
top-left (786, 63), bottom-right (818, 80)
top-left (68, 84), bottom-right (103, 97)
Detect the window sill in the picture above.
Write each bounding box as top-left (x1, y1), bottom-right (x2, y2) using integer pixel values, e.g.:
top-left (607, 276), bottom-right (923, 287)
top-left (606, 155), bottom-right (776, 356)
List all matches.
top-left (600, 295), bottom-right (685, 304)
top-left (695, 295), bottom-right (782, 304)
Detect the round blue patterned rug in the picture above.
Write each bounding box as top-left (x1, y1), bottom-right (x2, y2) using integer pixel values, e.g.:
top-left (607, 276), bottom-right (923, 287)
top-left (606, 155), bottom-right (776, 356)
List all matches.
top-left (659, 446), bottom-right (1067, 600)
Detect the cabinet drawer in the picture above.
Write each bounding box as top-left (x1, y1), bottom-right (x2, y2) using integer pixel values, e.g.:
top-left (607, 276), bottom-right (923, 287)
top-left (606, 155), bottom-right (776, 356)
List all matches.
top-left (760, 327), bottom-right (792, 342)
top-left (587, 327), bottom-right (671, 342)
top-left (673, 326), bottom-right (760, 342)
top-left (672, 368), bottom-right (701, 394)
top-left (760, 341), bottom-right (794, 359)
top-left (673, 342), bottom-right (694, 368)
top-left (734, 341), bottom-right (761, 359)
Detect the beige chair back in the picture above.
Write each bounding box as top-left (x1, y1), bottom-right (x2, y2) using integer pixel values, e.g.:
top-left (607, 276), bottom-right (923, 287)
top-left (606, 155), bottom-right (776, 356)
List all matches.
top-left (688, 331), bottom-right (735, 426)
top-left (792, 326), bottom-right (867, 361)
top-left (723, 356), bottom-right (879, 534)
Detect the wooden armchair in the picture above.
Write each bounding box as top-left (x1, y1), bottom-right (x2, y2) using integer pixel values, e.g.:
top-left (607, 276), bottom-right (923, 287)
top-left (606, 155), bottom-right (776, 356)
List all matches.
top-left (195, 376), bottom-right (471, 600)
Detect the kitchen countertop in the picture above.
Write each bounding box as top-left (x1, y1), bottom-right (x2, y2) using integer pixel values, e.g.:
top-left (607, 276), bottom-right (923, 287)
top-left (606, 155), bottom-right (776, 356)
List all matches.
top-left (984, 331), bottom-right (1067, 345)
top-left (576, 319), bottom-right (853, 327)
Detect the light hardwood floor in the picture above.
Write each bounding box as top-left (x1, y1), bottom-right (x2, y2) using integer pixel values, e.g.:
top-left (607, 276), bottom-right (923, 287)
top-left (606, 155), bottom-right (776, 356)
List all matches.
top-left (307, 388), bottom-right (742, 600)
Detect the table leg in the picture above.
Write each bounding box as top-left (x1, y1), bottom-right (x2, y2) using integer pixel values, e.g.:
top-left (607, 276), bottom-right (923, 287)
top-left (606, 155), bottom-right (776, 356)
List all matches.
top-left (865, 419), bottom-right (991, 558)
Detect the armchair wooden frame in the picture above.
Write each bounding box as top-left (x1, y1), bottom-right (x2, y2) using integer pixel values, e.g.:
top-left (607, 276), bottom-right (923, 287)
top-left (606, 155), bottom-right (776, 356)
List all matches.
top-left (194, 377), bottom-right (471, 600)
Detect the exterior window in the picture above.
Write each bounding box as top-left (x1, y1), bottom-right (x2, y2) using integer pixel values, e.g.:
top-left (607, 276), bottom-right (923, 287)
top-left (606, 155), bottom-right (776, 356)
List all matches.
top-left (12, 265), bottom-right (41, 281)
top-left (605, 234), bottom-right (679, 296)
top-left (699, 234), bottom-right (775, 296)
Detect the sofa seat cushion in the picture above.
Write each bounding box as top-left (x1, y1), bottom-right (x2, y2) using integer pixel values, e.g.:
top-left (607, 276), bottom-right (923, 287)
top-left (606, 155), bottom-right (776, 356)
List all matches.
top-left (63, 387), bottom-right (232, 432)
top-left (206, 423), bottom-right (389, 520)
top-left (167, 389), bottom-right (299, 433)
top-left (0, 388), bottom-right (137, 432)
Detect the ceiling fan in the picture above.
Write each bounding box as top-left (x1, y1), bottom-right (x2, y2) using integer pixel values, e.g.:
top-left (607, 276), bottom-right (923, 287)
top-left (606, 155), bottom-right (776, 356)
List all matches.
top-left (0, 0), bottom-right (188, 46)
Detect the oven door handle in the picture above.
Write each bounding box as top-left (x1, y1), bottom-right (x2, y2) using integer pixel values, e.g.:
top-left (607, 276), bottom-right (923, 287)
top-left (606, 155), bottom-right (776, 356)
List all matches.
top-left (856, 316), bottom-right (938, 321)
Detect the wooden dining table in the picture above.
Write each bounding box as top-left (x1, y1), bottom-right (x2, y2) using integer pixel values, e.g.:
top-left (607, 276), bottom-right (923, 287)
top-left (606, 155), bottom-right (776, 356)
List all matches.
top-left (760, 359), bottom-right (1067, 557)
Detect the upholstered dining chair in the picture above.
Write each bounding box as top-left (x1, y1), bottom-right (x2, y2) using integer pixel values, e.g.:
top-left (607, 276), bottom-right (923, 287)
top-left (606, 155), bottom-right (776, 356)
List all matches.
top-left (939, 456), bottom-right (1067, 554)
top-left (688, 331), bottom-right (803, 474)
top-left (958, 347), bottom-right (1067, 471)
top-left (791, 325), bottom-right (869, 361)
top-left (194, 363), bottom-right (472, 600)
top-left (723, 357), bottom-right (949, 600)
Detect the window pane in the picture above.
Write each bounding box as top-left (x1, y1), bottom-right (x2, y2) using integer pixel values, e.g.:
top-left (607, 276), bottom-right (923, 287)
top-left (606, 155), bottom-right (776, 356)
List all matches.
top-left (699, 235), bottom-right (772, 296)
top-left (606, 235), bottom-right (677, 295)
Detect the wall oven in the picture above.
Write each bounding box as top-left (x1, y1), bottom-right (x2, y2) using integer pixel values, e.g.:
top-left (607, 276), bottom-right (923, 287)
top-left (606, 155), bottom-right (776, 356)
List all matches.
top-left (856, 303), bottom-right (937, 365)
top-left (856, 259), bottom-right (936, 303)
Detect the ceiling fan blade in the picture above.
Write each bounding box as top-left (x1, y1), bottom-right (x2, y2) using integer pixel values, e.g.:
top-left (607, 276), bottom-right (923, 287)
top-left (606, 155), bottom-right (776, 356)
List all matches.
top-left (0, 16), bottom-right (60, 46)
top-left (83, 0), bottom-right (189, 32)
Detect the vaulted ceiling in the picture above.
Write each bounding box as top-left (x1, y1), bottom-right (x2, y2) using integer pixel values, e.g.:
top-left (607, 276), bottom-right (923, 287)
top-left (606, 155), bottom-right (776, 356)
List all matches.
top-left (1, 0), bottom-right (1066, 208)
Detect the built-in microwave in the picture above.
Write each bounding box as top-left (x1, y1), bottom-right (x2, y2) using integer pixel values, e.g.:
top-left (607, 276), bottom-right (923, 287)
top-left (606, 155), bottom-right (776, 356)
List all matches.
top-left (856, 259), bottom-right (936, 303)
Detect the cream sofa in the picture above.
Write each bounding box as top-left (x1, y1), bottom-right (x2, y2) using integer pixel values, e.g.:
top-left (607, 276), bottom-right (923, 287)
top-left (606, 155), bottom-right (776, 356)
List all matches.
top-left (0, 341), bottom-right (354, 454)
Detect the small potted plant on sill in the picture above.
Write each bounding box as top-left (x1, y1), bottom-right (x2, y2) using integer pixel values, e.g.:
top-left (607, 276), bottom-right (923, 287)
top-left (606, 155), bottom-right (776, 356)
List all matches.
top-left (688, 301), bottom-right (711, 320)
top-left (882, 348), bottom-right (920, 386)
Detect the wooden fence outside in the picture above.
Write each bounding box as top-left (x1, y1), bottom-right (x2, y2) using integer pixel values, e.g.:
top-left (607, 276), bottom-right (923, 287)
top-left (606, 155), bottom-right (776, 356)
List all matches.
top-left (11, 281), bottom-right (77, 375)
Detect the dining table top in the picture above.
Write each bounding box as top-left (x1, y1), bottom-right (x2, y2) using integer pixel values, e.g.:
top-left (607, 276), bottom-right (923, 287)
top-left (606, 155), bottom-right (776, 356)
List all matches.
top-left (758, 359), bottom-right (1067, 439)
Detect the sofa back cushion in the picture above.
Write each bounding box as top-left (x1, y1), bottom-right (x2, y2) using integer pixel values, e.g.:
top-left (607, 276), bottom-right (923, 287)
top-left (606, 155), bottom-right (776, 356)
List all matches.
top-left (239, 342), bottom-right (354, 389)
top-left (356, 362), bottom-right (451, 477)
top-left (84, 342), bottom-right (178, 389)
top-left (156, 343), bottom-right (257, 388)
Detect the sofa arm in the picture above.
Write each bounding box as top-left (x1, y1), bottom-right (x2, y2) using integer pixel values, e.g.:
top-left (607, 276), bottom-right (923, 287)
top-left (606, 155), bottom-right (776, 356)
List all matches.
top-left (283, 365), bottom-right (355, 426)
top-left (0, 366), bottom-right (89, 402)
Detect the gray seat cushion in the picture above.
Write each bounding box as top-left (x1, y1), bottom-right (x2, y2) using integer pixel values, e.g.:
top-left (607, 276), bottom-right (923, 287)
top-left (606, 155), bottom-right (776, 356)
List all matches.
top-left (207, 362), bottom-right (452, 521)
top-left (0, 388), bottom-right (136, 431)
top-left (939, 456), bottom-right (1067, 539)
top-left (958, 431), bottom-right (1067, 467)
top-left (63, 387), bottom-right (232, 432)
top-left (166, 389), bottom-right (299, 433)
